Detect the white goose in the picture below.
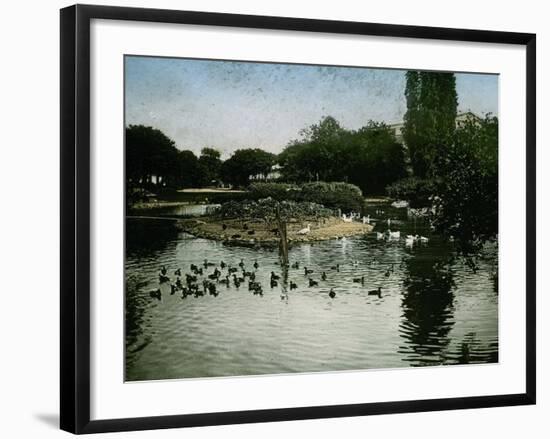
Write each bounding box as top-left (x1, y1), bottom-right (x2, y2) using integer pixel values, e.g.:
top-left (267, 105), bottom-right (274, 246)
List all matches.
top-left (362, 215), bottom-right (370, 224)
top-left (342, 214), bottom-right (353, 223)
top-left (297, 223), bottom-right (311, 235)
top-left (387, 230), bottom-right (400, 239)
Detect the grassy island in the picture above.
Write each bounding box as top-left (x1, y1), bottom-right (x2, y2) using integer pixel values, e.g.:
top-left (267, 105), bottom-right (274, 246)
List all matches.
top-left (177, 215), bottom-right (373, 246)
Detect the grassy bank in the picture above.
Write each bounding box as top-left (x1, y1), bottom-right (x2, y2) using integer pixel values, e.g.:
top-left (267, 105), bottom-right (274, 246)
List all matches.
top-left (176, 216), bottom-right (373, 247)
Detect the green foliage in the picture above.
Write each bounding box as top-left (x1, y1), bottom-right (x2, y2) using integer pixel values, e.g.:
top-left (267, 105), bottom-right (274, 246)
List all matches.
top-left (198, 147), bottom-right (222, 186)
top-left (403, 71), bottom-right (458, 178)
top-left (246, 181), bottom-right (365, 213)
top-left (177, 150), bottom-right (202, 188)
top-left (386, 177), bottom-right (436, 208)
top-left (300, 182), bottom-right (365, 213)
top-left (278, 117), bottom-right (407, 194)
top-left (430, 115), bottom-right (498, 251)
top-left (126, 124), bottom-right (179, 188)
top-left (217, 198), bottom-right (333, 221)
top-left (221, 148), bottom-right (276, 187)
top-left (125, 125), bottom-right (208, 200)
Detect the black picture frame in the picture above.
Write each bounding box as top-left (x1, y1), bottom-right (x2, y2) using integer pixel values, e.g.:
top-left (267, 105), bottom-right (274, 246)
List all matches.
top-left (60, 4), bottom-right (536, 434)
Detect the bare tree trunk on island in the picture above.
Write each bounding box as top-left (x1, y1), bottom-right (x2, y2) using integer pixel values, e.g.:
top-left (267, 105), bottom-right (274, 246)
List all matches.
top-left (275, 206), bottom-right (289, 267)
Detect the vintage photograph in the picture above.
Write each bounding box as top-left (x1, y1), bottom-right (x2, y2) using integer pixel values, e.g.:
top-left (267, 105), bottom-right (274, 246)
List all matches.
top-left (124, 55), bottom-right (498, 381)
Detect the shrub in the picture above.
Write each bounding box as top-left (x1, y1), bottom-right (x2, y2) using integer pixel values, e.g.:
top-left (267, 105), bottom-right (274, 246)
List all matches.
top-left (299, 182), bottom-right (365, 213)
top-left (217, 198), bottom-right (333, 220)
top-left (246, 181), bottom-right (364, 213)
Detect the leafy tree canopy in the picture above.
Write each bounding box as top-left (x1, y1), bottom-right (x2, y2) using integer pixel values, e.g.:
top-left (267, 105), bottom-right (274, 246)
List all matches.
top-left (278, 116), bottom-right (407, 194)
top-left (403, 71), bottom-right (458, 178)
top-left (221, 148), bottom-right (276, 187)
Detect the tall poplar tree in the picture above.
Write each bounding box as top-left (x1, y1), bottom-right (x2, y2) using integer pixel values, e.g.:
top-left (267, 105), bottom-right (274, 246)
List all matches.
top-left (403, 71), bottom-right (458, 177)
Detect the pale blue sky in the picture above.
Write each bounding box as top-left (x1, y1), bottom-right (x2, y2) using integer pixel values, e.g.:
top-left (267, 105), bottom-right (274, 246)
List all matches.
top-left (125, 56), bottom-right (498, 158)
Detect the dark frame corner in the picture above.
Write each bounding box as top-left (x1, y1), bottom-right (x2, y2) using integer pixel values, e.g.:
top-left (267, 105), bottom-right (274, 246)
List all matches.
top-left (60, 4), bottom-right (536, 434)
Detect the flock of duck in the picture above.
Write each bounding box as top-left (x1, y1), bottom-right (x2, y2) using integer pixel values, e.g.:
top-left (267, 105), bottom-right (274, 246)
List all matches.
top-left (147, 212), bottom-right (430, 302)
top-left (149, 257), bottom-right (388, 302)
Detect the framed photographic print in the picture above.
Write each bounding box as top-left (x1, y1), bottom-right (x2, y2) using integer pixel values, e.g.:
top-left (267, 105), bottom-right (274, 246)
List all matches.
top-left (60, 4), bottom-right (536, 434)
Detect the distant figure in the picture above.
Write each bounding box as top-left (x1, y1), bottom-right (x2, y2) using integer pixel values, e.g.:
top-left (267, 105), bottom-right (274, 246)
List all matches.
top-left (353, 276), bottom-right (365, 284)
top-left (321, 271), bottom-right (327, 281)
top-left (270, 271), bottom-right (280, 281)
top-left (329, 288), bottom-right (336, 299)
top-left (160, 266), bottom-right (167, 276)
top-left (254, 260), bottom-right (259, 269)
top-left (290, 281), bottom-right (298, 290)
top-left (304, 267), bottom-right (313, 275)
top-left (174, 268), bottom-right (181, 277)
top-left (291, 261), bottom-right (299, 269)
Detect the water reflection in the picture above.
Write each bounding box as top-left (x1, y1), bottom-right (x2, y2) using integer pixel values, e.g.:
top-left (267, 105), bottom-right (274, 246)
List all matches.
top-left (399, 253), bottom-right (456, 366)
top-left (126, 218), bottom-right (179, 257)
top-left (125, 204), bottom-right (498, 380)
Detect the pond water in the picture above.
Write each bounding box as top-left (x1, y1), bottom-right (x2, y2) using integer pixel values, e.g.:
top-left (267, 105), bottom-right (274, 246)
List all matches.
top-left (125, 203), bottom-right (498, 381)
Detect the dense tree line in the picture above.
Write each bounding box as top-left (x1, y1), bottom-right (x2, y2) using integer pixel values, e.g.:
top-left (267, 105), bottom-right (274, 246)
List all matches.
top-left (127, 66), bottom-right (498, 254)
top-left (392, 70), bottom-right (498, 251)
top-left (221, 148), bottom-right (276, 187)
top-left (126, 125), bottom-right (236, 191)
top-left (127, 118), bottom-right (407, 195)
top-left (278, 116), bottom-right (408, 194)
top-left (126, 125), bottom-right (277, 192)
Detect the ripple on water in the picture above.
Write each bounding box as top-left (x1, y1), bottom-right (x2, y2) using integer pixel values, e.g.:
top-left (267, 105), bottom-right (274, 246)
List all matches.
top-left (125, 216), bottom-right (498, 381)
